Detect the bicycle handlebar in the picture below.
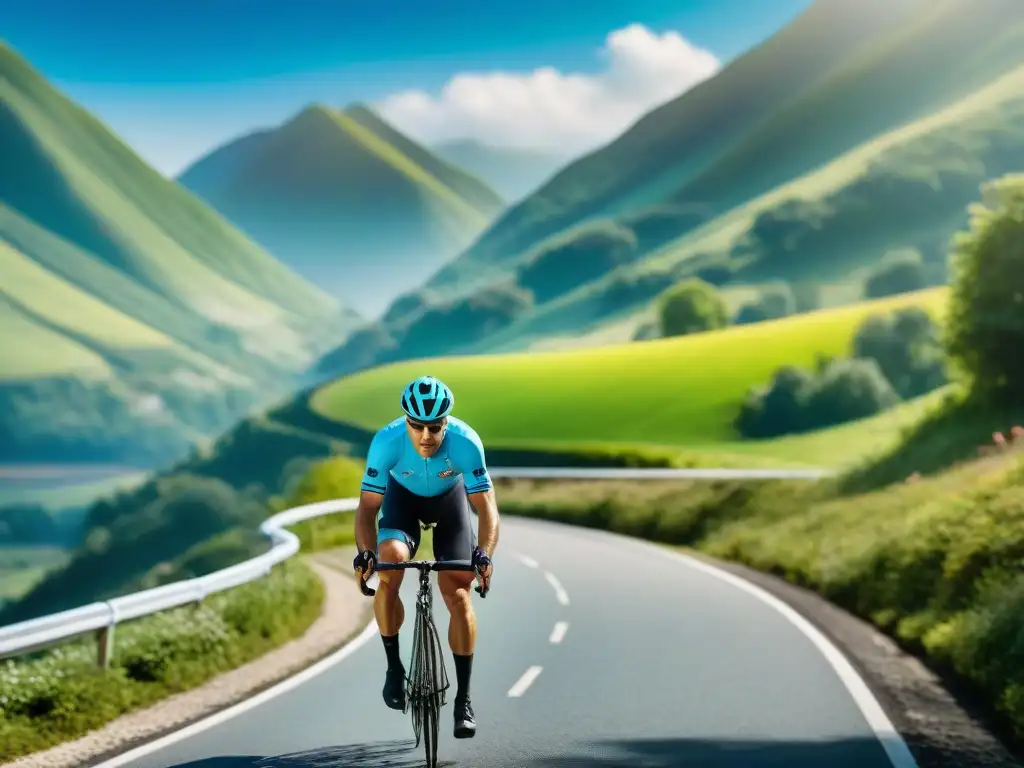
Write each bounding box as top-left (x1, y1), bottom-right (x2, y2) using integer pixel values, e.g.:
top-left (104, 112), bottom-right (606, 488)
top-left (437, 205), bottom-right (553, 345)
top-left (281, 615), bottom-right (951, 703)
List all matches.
top-left (358, 559), bottom-right (490, 598)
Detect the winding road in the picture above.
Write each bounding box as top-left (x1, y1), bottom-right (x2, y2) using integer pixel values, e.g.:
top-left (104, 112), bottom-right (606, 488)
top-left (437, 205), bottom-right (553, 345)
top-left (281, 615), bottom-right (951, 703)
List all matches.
top-left (94, 516), bottom-right (916, 768)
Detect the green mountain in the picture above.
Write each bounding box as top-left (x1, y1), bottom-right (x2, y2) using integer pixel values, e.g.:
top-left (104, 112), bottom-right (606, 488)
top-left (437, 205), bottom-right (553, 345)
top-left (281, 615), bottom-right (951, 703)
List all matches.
top-left (425, 0), bottom-right (1024, 293)
top-left (0, 41), bottom-right (361, 465)
top-left (432, 139), bottom-right (571, 202)
top-left (312, 0), bottom-right (1024, 376)
top-left (177, 105), bottom-right (506, 317)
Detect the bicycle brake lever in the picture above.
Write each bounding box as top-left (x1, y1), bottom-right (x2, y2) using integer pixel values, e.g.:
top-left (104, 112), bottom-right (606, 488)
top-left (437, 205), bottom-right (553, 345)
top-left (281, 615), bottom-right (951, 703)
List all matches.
top-left (359, 574), bottom-right (376, 597)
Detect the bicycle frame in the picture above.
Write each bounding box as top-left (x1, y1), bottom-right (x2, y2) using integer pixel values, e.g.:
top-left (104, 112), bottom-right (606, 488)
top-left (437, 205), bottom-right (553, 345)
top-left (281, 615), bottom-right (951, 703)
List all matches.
top-left (358, 559), bottom-right (487, 768)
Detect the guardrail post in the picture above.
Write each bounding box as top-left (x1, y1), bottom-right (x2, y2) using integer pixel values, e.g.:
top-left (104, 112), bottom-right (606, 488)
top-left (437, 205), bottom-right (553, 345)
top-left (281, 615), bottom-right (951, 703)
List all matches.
top-left (97, 624), bottom-right (115, 670)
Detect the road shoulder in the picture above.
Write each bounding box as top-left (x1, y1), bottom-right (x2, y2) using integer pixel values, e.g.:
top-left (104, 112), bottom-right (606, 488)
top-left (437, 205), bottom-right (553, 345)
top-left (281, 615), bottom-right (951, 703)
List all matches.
top-left (3, 555), bottom-right (373, 768)
top-left (679, 548), bottom-right (1022, 768)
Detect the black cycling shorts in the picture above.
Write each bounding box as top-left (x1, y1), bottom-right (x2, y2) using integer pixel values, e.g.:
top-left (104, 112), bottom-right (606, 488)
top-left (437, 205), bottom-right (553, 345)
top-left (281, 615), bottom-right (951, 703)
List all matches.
top-left (376, 475), bottom-right (477, 561)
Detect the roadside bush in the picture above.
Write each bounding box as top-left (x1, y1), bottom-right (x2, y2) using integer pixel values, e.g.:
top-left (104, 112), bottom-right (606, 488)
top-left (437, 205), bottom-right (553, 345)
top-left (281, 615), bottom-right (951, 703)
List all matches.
top-left (945, 173), bottom-right (1024, 402)
top-left (863, 248), bottom-right (927, 299)
top-left (656, 278), bottom-right (728, 338)
top-left (0, 559), bottom-right (323, 761)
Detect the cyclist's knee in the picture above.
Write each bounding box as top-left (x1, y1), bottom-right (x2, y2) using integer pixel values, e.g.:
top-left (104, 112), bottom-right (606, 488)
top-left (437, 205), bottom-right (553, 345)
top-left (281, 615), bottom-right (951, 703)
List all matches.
top-left (438, 572), bottom-right (474, 605)
top-left (376, 538), bottom-right (410, 586)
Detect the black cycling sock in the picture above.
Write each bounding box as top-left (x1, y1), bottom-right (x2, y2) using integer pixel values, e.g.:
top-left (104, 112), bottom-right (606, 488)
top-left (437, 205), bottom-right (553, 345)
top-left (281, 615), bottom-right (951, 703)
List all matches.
top-left (382, 633), bottom-right (402, 672)
top-left (453, 652), bottom-right (473, 700)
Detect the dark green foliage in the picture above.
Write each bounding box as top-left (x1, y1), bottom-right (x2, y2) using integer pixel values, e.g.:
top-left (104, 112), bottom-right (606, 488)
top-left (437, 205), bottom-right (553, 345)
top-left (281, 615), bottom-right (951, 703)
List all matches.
top-left (656, 278), bottom-right (728, 337)
top-left (599, 269), bottom-right (677, 313)
top-left (736, 307), bottom-right (948, 438)
top-left (734, 282), bottom-right (796, 325)
top-left (515, 222), bottom-right (639, 303)
top-left (852, 307), bottom-right (948, 398)
top-left (619, 205), bottom-right (707, 252)
top-left (864, 249), bottom-right (928, 298)
top-left (0, 475), bottom-right (270, 623)
top-left (313, 323), bottom-right (398, 379)
top-left (0, 505), bottom-right (61, 545)
top-left (392, 283), bottom-right (534, 358)
top-left (736, 358), bottom-right (898, 438)
top-left (945, 174), bottom-right (1024, 402)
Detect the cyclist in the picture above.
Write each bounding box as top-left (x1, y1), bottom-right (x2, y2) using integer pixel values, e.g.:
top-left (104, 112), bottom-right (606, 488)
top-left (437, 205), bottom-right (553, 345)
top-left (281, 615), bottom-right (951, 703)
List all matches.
top-left (352, 375), bottom-right (499, 740)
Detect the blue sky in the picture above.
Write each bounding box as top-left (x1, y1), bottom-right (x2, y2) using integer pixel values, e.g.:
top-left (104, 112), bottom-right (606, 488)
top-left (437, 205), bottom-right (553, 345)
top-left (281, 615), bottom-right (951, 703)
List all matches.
top-left (4, 0), bottom-right (813, 176)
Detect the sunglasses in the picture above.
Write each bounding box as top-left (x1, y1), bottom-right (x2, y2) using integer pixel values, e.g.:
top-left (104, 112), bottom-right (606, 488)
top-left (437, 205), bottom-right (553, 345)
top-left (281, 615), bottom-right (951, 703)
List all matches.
top-left (406, 418), bottom-right (445, 434)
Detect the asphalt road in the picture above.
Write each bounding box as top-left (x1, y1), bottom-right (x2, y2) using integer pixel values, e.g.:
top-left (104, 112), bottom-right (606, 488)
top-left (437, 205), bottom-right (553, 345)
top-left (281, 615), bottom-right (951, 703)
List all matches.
top-left (103, 516), bottom-right (911, 768)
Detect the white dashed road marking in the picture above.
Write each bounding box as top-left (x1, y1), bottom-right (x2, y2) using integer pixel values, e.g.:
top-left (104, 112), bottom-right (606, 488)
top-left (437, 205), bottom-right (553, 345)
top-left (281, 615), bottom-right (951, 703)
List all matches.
top-left (549, 621), bottom-right (569, 644)
top-left (508, 666), bottom-right (544, 698)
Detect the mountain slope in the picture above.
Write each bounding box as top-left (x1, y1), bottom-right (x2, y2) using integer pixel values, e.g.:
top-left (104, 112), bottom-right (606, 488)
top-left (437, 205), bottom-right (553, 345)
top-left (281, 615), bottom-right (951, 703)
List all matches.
top-left (344, 105), bottom-right (505, 212)
top-left (313, 1), bottom-right (1024, 377)
top-left (1, 43), bottom-right (356, 364)
top-left (424, 0), bottom-right (936, 292)
top-left (0, 42), bottom-right (362, 464)
top-left (432, 139), bottom-right (570, 202)
top-left (178, 105), bottom-right (506, 317)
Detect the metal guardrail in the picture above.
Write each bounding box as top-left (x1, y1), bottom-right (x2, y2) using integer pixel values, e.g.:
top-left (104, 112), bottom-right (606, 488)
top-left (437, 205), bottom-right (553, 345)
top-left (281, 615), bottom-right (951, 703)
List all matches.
top-left (0, 466), bottom-right (831, 665)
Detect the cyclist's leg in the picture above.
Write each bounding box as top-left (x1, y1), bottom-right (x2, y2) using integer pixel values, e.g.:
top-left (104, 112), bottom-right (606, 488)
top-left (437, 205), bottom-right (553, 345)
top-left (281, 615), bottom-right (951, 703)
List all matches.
top-left (375, 478), bottom-right (421, 709)
top-left (432, 477), bottom-right (479, 734)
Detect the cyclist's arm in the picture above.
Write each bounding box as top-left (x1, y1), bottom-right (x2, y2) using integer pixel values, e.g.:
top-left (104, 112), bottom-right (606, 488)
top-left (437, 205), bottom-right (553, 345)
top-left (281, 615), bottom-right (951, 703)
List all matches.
top-left (354, 432), bottom-right (396, 554)
top-left (354, 491), bottom-right (384, 554)
top-left (461, 434), bottom-right (500, 557)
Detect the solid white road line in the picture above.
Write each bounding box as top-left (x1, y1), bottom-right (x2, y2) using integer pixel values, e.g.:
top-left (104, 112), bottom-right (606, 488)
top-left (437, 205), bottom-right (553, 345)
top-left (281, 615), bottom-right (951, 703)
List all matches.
top-left (516, 553), bottom-right (540, 569)
top-left (508, 665), bottom-right (544, 698)
top-left (549, 621), bottom-right (569, 644)
top-left (544, 571), bottom-right (570, 605)
top-left (91, 619), bottom-right (379, 768)
top-left (646, 542), bottom-right (920, 768)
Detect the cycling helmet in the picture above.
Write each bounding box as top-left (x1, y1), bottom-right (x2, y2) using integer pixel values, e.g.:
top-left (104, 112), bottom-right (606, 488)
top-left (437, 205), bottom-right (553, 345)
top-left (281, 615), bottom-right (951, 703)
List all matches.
top-left (400, 375), bottom-right (454, 422)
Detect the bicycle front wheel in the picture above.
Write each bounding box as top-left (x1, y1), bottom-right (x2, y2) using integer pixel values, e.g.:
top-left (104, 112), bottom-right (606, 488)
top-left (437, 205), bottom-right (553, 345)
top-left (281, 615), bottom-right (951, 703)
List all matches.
top-left (411, 597), bottom-right (447, 766)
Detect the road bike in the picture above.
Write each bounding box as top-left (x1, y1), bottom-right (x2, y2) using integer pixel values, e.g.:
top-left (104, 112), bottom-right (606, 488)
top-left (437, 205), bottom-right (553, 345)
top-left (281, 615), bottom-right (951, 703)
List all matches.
top-left (360, 557), bottom-right (488, 768)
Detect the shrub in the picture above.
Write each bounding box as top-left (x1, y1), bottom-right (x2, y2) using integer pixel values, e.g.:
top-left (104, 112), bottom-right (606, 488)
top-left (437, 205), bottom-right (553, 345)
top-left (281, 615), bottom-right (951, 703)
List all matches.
top-left (803, 358), bottom-right (900, 428)
top-left (852, 307), bottom-right (948, 398)
top-left (0, 560), bottom-right (323, 760)
top-left (656, 278), bottom-right (728, 338)
top-left (863, 248), bottom-right (927, 299)
top-left (945, 173), bottom-right (1024, 402)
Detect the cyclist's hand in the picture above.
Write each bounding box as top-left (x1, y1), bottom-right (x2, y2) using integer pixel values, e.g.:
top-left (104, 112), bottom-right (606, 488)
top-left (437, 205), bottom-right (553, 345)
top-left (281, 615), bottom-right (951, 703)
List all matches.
top-left (472, 547), bottom-right (492, 595)
top-left (353, 549), bottom-right (376, 582)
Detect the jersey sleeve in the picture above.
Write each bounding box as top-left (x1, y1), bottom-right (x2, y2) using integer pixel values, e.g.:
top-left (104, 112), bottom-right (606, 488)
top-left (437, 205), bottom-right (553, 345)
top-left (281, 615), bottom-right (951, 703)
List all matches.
top-left (459, 430), bottom-right (493, 494)
top-left (360, 431), bottom-right (397, 494)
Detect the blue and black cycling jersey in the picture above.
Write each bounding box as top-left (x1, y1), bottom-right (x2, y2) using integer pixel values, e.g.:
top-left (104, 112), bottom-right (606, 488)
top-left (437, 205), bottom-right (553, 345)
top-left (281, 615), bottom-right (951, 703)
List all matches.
top-left (360, 416), bottom-right (493, 498)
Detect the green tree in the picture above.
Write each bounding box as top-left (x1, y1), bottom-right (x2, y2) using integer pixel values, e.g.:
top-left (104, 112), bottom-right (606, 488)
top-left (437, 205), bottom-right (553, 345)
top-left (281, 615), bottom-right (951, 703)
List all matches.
top-left (656, 279), bottom-right (728, 337)
top-left (863, 248), bottom-right (927, 299)
top-left (945, 174), bottom-right (1024, 401)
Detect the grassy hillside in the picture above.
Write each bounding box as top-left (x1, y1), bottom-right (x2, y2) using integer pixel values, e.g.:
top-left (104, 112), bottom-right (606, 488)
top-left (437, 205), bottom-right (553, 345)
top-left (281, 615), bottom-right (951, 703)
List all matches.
top-left (432, 139), bottom-right (571, 202)
top-left (178, 104), bottom-right (505, 316)
top-left (311, 287), bottom-right (945, 448)
top-left (468, 63), bottom-right (1024, 352)
top-left (423, 0), bottom-right (935, 292)
top-left (317, 0), bottom-right (1024, 379)
top-left (0, 41), bottom-right (362, 465)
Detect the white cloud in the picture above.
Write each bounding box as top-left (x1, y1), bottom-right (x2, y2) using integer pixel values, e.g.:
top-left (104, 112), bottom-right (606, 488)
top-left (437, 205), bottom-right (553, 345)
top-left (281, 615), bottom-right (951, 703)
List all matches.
top-left (375, 24), bottom-right (720, 154)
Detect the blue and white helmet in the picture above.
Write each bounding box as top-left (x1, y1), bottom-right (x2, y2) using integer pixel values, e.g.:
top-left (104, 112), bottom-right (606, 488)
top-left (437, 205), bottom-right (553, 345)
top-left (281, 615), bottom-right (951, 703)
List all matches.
top-left (400, 375), bottom-right (454, 422)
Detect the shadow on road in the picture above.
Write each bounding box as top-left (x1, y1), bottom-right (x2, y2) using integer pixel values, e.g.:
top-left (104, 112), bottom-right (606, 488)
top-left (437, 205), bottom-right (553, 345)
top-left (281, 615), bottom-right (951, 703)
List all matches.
top-left (523, 736), bottom-right (896, 767)
top-left (166, 740), bottom-right (454, 767)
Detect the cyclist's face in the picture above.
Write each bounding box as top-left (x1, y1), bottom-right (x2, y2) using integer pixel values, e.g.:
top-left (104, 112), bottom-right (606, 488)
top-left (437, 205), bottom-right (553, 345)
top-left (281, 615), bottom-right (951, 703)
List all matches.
top-left (406, 417), bottom-right (447, 457)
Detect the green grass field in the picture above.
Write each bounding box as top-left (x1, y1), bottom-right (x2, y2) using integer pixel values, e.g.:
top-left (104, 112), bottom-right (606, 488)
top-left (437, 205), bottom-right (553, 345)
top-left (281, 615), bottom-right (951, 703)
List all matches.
top-left (310, 287), bottom-right (946, 458)
top-left (0, 546), bottom-right (71, 605)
